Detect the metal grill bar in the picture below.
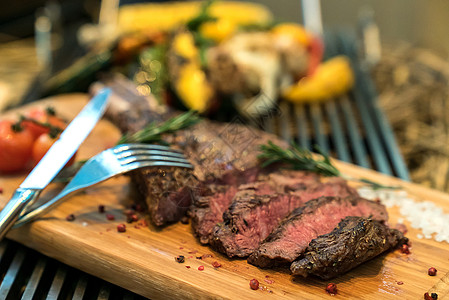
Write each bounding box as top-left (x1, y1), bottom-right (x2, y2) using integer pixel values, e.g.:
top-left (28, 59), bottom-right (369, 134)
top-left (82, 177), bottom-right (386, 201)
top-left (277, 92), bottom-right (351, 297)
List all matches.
top-left (22, 258), bottom-right (47, 300)
top-left (0, 247), bottom-right (26, 299)
top-left (310, 102), bottom-right (329, 154)
top-left (324, 100), bottom-right (351, 162)
top-left (46, 265), bottom-right (67, 299)
top-left (72, 274), bottom-right (88, 300)
top-left (339, 96), bottom-right (370, 168)
top-left (294, 104), bottom-right (311, 149)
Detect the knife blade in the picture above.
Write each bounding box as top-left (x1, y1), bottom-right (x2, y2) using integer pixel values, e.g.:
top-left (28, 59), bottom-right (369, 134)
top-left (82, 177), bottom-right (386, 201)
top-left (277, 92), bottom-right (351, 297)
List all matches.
top-left (0, 88), bottom-right (111, 240)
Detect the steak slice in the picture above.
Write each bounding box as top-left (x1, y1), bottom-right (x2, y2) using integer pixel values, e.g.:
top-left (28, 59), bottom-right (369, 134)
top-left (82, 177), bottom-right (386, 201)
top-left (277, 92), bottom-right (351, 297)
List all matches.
top-left (190, 170), bottom-right (320, 245)
top-left (290, 216), bottom-right (407, 279)
top-left (247, 196), bottom-right (388, 268)
top-left (210, 191), bottom-right (306, 258)
top-left (190, 184), bottom-right (238, 244)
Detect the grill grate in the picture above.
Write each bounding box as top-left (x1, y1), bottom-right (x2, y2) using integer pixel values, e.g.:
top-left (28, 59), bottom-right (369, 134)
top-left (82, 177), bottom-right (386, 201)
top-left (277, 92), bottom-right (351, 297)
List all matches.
top-left (261, 31), bottom-right (410, 180)
top-left (0, 239), bottom-right (148, 300)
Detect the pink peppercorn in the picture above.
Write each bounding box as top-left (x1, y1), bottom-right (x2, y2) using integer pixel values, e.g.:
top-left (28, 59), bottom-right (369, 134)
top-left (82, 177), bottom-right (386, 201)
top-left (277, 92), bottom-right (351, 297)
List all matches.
top-left (117, 224), bottom-right (126, 232)
top-left (249, 279), bottom-right (259, 290)
top-left (428, 267), bottom-right (437, 276)
top-left (106, 214), bottom-right (115, 221)
top-left (326, 283), bottom-right (338, 295)
top-left (400, 244), bottom-right (410, 254)
top-left (198, 265), bottom-right (204, 271)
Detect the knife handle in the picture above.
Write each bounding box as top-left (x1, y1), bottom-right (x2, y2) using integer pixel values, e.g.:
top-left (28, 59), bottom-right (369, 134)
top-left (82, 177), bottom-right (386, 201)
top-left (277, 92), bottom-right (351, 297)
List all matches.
top-left (0, 188), bottom-right (40, 241)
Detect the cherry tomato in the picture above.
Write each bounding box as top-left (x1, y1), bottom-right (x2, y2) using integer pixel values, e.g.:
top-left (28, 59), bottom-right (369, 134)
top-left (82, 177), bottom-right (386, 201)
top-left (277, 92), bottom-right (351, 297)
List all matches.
top-left (0, 120), bottom-right (34, 173)
top-left (22, 108), bottom-right (67, 140)
top-left (32, 133), bottom-right (76, 166)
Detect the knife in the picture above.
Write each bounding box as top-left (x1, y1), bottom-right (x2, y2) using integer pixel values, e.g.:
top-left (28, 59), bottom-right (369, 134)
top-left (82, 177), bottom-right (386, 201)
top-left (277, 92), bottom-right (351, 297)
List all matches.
top-left (0, 88), bottom-right (111, 240)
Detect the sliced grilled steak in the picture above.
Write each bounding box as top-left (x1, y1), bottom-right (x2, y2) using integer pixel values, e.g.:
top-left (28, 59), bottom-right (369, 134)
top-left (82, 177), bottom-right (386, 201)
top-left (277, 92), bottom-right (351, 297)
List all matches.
top-left (191, 170), bottom-right (320, 245)
top-left (290, 216), bottom-right (407, 279)
top-left (190, 184), bottom-right (238, 244)
top-left (98, 77), bottom-right (287, 226)
top-left (290, 177), bottom-right (358, 202)
top-left (247, 196), bottom-right (388, 268)
top-left (210, 191), bottom-right (306, 258)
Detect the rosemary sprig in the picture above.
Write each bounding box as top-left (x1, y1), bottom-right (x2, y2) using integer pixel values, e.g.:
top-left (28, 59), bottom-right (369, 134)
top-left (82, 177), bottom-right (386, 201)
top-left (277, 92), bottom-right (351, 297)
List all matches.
top-left (258, 141), bottom-right (340, 176)
top-left (117, 110), bottom-right (201, 145)
top-left (355, 178), bottom-right (401, 190)
top-left (259, 141), bottom-right (401, 190)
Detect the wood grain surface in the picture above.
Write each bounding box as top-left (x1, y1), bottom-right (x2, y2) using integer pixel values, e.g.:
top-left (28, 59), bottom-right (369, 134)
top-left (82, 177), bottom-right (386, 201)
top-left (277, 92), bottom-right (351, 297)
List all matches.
top-left (0, 94), bottom-right (448, 299)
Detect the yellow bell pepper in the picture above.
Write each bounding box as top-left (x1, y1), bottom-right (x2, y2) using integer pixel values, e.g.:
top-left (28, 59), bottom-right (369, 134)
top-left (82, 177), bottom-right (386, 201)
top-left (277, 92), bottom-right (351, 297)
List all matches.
top-left (199, 18), bottom-right (237, 43)
top-left (172, 32), bottom-right (199, 61)
top-left (271, 23), bottom-right (312, 47)
top-left (175, 64), bottom-right (213, 113)
top-left (282, 55), bottom-right (354, 103)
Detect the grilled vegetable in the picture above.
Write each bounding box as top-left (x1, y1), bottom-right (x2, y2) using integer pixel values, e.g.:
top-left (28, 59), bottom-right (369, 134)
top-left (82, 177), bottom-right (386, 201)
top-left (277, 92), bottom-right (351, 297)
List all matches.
top-left (167, 30), bottom-right (214, 113)
top-left (118, 1), bottom-right (272, 34)
top-left (282, 55), bottom-right (354, 103)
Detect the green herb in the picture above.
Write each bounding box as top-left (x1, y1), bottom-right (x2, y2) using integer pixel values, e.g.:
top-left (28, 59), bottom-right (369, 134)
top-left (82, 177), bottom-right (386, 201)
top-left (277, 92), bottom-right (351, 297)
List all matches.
top-left (117, 110), bottom-right (201, 145)
top-left (18, 116), bottom-right (63, 138)
top-left (258, 141), bottom-right (340, 176)
top-left (186, 0), bottom-right (217, 32)
top-left (259, 141), bottom-right (402, 190)
top-left (356, 178), bottom-right (401, 190)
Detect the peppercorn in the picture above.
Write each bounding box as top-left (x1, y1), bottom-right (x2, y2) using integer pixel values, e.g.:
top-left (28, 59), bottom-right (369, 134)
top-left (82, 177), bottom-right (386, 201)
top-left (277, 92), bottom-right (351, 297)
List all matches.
top-left (126, 214), bottom-right (138, 223)
top-left (428, 267), bottom-right (437, 276)
top-left (175, 255), bottom-right (185, 263)
top-left (325, 283), bottom-right (338, 295)
top-left (117, 224), bottom-right (126, 232)
top-left (400, 244), bottom-right (410, 254)
top-left (98, 205), bottom-right (105, 213)
top-left (198, 265), bottom-right (204, 271)
top-left (106, 214), bottom-right (115, 221)
top-left (424, 292), bottom-right (438, 299)
top-left (212, 261), bottom-right (222, 268)
top-left (249, 279), bottom-right (259, 290)
top-left (66, 214), bottom-right (75, 221)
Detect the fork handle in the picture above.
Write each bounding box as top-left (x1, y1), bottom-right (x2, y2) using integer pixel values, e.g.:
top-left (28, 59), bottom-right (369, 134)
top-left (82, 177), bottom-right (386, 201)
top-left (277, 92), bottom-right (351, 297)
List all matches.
top-left (0, 188), bottom-right (41, 241)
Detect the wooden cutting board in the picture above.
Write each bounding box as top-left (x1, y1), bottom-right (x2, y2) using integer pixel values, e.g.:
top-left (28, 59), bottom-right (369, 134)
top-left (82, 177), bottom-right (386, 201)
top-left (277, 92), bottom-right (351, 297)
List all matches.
top-left (0, 94), bottom-right (448, 299)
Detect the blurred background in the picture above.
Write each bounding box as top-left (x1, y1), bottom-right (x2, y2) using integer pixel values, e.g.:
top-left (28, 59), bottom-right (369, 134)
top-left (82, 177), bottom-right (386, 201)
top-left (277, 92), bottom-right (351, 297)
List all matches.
top-left (1, 0), bottom-right (449, 192)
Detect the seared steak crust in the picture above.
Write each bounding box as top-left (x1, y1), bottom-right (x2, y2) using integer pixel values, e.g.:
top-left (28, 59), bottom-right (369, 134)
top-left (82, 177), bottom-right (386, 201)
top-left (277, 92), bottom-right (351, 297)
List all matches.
top-left (101, 77), bottom-right (287, 226)
top-left (247, 196), bottom-right (388, 268)
top-left (290, 216), bottom-right (407, 279)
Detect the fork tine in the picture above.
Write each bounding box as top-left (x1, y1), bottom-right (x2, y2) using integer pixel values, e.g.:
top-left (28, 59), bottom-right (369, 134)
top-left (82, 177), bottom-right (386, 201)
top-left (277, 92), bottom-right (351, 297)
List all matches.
top-left (116, 149), bottom-right (187, 159)
top-left (113, 143), bottom-right (183, 154)
top-left (119, 155), bottom-right (192, 166)
top-left (125, 161), bottom-right (193, 170)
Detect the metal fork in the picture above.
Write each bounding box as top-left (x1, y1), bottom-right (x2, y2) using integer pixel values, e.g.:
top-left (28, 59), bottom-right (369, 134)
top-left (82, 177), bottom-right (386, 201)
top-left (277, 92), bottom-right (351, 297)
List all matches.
top-left (13, 143), bottom-right (192, 227)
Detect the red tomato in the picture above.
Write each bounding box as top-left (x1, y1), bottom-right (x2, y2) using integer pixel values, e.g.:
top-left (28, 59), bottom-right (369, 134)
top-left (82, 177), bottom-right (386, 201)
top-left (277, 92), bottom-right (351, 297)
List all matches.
top-left (22, 108), bottom-right (67, 140)
top-left (307, 36), bottom-right (324, 76)
top-left (0, 120), bottom-right (34, 173)
top-left (32, 133), bottom-right (76, 166)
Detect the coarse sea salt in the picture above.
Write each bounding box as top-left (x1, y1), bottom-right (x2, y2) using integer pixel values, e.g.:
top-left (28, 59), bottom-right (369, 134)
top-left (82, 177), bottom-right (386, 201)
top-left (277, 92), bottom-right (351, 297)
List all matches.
top-left (358, 187), bottom-right (449, 243)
